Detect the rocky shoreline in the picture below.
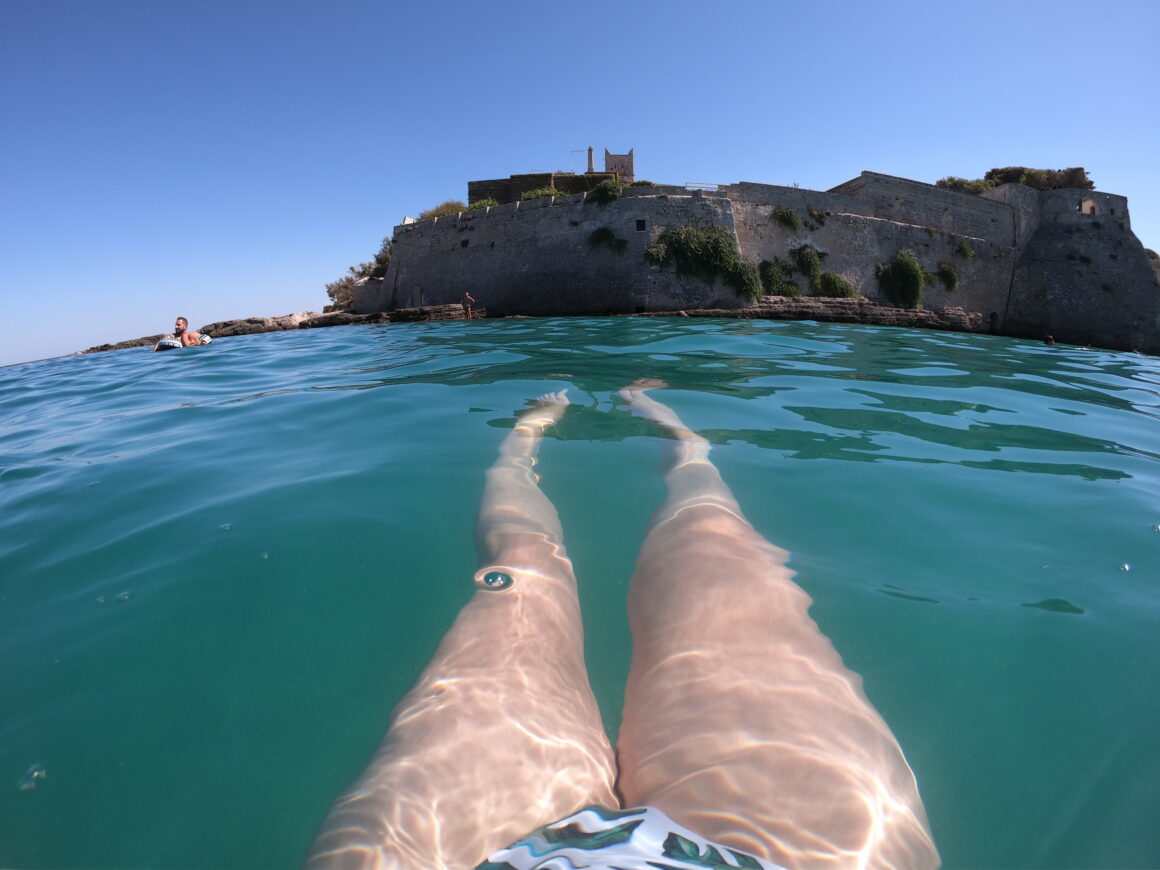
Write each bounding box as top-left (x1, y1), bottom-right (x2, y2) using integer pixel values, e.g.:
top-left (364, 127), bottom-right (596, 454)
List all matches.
top-left (81, 299), bottom-right (991, 356)
top-left (78, 305), bottom-right (471, 355)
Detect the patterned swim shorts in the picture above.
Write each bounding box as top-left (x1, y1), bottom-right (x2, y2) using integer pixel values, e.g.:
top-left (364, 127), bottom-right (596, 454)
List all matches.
top-left (476, 804), bottom-right (786, 870)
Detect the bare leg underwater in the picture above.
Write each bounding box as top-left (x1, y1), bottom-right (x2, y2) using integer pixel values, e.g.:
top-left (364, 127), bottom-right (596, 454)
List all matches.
top-left (615, 381), bottom-right (939, 870)
top-left (305, 392), bottom-right (616, 869)
top-left (307, 385), bottom-right (937, 870)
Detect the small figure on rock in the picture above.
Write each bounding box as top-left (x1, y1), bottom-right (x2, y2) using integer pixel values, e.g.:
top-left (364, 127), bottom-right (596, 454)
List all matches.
top-left (461, 291), bottom-right (476, 320)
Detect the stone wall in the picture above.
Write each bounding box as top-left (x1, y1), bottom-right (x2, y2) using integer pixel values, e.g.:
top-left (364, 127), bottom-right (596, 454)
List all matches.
top-left (828, 171), bottom-right (1014, 239)
top-left (981, 183), bottom-right (1041, 247)
top-left (375, 174), bottom-right (1160, 355)
top-left (372, 191), bottom-right (749, 316)
top-left (468, 171), bottom-right (616, 205)
top-left (1006, 190), bottom-right (1159, 351)
top-left (729, 199), bottom-right (1015, 321)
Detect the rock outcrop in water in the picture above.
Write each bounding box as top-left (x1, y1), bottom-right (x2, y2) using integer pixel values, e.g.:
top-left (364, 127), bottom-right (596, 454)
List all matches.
top-left (81, 305), bottom-right (473, 355)
top-left (197, 311), bottom-right (320, 336)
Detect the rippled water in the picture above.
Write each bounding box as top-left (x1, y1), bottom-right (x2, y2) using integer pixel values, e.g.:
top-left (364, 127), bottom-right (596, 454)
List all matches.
top-left (1, 318), bottom-right (1158, 868)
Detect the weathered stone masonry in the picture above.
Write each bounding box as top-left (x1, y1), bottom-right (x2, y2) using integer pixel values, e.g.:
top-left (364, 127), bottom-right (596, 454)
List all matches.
top-left (364, 171), bottom-right (1159, 355)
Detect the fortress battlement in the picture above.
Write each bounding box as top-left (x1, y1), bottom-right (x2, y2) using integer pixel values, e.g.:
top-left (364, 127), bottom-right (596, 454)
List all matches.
top-left (364, 167), bottom-right (1158, 355)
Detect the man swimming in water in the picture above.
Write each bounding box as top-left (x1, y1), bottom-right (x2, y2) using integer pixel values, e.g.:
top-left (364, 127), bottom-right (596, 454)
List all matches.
top-left (152, 317), bottom-right (202, 351)
top-left (306, 382), bottom-right (938, 869)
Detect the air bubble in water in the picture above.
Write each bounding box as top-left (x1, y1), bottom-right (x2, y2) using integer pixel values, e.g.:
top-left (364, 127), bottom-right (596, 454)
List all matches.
top-left (118, 591), bottom-right (131, 601)
top-left (219, 523), bottom-right (232, 532)
top-left (17, 763), bottom-right (46, 791)
top-left (1119, 563), bottom-right (1131, 572)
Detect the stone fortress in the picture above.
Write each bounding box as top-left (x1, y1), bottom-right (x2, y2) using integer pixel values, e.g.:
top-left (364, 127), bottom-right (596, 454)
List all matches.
top-left (350, 149), bottom-right (1159, 355)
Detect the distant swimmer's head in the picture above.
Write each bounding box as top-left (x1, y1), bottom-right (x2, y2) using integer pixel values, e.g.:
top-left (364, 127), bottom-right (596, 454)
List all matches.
top-left (174, 317), bottom-right (189, 335)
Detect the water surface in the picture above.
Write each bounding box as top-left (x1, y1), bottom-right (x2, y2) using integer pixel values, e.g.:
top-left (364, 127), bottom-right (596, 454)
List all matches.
top-left (2, 318), bottom-right (1157, 868)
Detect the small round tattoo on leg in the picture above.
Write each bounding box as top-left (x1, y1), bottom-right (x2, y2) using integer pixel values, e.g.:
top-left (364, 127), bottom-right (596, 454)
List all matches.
top-left (476, 570), bottom-right (514, 591)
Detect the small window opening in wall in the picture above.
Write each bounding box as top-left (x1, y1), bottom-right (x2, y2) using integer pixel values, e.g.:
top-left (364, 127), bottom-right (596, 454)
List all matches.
top-left (1080, 197), bottom-right (1099, 216)
top-left (460, 239), bottom-right (469, 248)
top-left (636, 219), bottom-right (646, 231)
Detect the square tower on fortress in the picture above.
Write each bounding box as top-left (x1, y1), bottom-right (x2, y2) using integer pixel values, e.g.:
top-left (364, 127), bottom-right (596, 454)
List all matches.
top-left (604, 148), bottom-right (634, 183)
top-left (468, 146), bottom-right (636, 204)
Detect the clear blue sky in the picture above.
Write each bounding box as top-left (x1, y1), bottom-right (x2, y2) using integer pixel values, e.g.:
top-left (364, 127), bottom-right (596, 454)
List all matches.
top-left (3, 0), bottom-right (1157, 366)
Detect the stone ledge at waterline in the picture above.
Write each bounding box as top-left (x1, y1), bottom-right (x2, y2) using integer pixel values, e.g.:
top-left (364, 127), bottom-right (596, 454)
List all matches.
top-left (655, 299), bottom-right (984, 332)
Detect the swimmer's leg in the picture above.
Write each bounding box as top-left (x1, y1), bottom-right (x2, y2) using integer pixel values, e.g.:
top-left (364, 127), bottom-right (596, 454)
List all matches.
top-left (306, 392), bottom-right (616, 870)
top-left (615, 382), bottom-right (938, 870)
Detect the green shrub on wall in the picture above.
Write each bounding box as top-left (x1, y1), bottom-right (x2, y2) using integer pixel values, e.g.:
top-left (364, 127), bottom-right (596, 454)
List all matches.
top-left (816, 272), bottom-right (857, 298)
top-left (588, 179), bottom-right (626, 205)
top-left (790, 244), bottom-right (825, 291)
top-left (467, 198), bottom-right (499, 210)
top-left (955, 239), bottom-right (975, 260)
top-left (759, 259), bottom-right (802, 297)
top-left (325, 237), bottom-right (393, 309)
top-left (772, 206), bottom-right (803, 232)
top-left (877, 248), bottom-right (925, 308)
top-left (647, 226), bottom-right (761, 301)
top-left (630, 180), bottom-right (656, 187)
top-left (589, 227), bottom-right (628, 254)
top-left (936, 262), bottom-right (959, 292)
top-left (521, 187), bottom-right (563, 200)
top-left (936, 166), bottom-right (1093, 194)
top-left (419, 200), bottom-right (466, 219)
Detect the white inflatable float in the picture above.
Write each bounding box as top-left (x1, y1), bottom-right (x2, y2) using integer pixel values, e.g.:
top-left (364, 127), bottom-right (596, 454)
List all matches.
top-left (156, 334), bottom-right (213, 351)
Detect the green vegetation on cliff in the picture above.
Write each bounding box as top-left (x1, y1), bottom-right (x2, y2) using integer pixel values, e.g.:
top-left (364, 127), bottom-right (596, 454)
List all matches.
top-left (326, 237), bottom-right (393, 309)
top-left (647, 226), bottom-right (761, 301)
top-left (937, 166), bottom-right (1094, 194)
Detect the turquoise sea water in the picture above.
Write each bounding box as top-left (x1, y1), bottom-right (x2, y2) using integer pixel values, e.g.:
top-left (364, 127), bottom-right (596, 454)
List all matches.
top-left (1, 318), bottom-right (1158, 869)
